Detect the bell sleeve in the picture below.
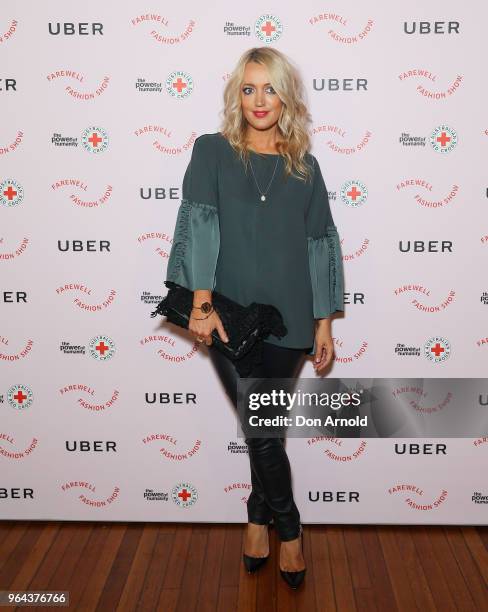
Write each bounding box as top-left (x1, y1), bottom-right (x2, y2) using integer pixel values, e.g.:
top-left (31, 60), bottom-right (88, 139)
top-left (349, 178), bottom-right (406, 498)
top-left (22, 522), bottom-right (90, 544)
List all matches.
top-left (305, 155), bottom-right (344, 354)
top-left (165, 134), bottom-right (220, 291)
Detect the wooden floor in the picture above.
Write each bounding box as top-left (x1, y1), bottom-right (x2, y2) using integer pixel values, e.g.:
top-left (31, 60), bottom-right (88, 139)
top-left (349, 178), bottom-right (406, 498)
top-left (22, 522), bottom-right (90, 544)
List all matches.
top-left (0, 521), bottom-right (487, 611)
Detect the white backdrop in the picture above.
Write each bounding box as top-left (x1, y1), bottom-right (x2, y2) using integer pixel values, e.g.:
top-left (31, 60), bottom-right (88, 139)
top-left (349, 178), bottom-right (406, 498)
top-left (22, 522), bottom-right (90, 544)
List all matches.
top-left (1, 1), bottom-right (487, 523)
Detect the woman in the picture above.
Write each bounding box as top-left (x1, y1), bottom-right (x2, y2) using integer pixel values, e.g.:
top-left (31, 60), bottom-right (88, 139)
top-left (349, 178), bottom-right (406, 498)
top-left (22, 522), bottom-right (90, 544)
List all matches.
top-left (165, 47), bottom-right (344, 589)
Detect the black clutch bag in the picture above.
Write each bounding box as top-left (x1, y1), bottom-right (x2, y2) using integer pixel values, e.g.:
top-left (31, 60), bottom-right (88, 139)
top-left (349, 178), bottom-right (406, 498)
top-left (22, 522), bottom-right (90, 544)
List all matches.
top-left (150, 281), bottom-right (288, 375)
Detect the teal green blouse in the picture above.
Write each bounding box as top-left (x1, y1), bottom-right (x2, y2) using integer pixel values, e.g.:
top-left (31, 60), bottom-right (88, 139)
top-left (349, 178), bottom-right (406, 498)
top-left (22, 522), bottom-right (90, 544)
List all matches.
top-left (165, 132), bottom-right (344, 356)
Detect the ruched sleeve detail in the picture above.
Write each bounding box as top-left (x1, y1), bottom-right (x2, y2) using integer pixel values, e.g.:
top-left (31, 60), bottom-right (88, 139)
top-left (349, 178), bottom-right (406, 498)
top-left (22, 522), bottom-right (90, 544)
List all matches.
top-left (165, 134), bottom-right (220, 291)
top-left (305, 155), bottom-right (344, 356)
top-left (166, 199), bottom-right (220, 290)
top-left (307, 225), bottom-right (344, 318)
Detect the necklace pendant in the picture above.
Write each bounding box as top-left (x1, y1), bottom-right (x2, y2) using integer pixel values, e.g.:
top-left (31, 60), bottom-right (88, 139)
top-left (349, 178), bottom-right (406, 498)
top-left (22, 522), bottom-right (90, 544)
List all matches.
top-left (260, 194), bottom-right (266, 202)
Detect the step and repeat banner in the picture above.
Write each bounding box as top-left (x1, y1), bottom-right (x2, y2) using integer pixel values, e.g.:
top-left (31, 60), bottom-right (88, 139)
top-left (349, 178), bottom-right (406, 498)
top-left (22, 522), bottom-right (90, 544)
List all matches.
top-left (1, 1), bottom-right (487, 523)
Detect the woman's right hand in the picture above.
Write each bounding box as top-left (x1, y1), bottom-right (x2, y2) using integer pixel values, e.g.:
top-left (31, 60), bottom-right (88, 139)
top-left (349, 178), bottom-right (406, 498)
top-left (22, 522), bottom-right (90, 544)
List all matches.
top-left (188, 308), bottom-right (229, 346)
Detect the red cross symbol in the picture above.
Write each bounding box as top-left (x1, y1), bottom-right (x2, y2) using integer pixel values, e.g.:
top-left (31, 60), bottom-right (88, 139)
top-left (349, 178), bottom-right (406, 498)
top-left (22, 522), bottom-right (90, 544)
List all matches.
top-left (436, 132), bottom-right (451, 147)
top-left (172, 78), bottom-right (187, 93)
top-left (178, 488), bottom-right (191, 502)
top-left (430, 343), bottom-right (445, 357)
top-left (14, 390), bottom-right (27, 404)
top-left (96, 341), bottom-right (109, 355)
top-left (347, 186), bottom-right (362, 201)
top-left (89, 132), bottom-right (103, 147)
top-left (3, 186), bottom-right (17, 200)
top-left (261, 21), bottom-right (276, 37)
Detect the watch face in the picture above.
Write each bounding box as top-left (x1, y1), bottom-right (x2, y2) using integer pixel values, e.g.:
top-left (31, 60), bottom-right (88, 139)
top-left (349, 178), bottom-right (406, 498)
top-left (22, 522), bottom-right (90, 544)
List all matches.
top-left (201, 301), bottom-right (212, 314)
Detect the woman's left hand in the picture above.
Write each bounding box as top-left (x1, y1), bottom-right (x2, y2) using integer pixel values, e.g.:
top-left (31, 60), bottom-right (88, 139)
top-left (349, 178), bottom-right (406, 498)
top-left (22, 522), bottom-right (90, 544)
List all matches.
top-left (313, 318), bottom-right (335, 374)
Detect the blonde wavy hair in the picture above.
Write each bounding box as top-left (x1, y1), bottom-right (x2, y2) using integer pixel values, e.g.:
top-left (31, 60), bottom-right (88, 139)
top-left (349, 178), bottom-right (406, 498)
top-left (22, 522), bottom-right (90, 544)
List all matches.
top-left (220, 47), bottom-right (314, 182)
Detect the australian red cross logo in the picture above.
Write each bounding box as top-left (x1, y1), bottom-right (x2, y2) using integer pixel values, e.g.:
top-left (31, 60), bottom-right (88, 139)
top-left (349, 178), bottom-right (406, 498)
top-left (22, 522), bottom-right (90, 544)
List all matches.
top-left (7, 384), bottom-right (34, 411)
top-left (165, 71), bottom-right (193, 99)
top-left (255, 14), bottom-right (283, 43)
top-left (340, 179), bottom-right (368, 207)
top-left (430, 125), bottom-right (457, 153)
top-left (88, 335), bottom-right (115, 361)
top-left (424, 336), bottom-right (450, 363)
top-left (171, 482), bottom-right (198, 508)
top-left (81, 126), bottom-right (109, 153)
top-left (1, 179), bottom-right (24, 207)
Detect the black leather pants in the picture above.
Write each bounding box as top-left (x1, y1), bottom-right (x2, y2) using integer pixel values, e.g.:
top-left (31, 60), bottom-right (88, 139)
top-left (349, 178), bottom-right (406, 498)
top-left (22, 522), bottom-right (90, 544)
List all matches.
top-left (207, 341), bottom-right (308, 541)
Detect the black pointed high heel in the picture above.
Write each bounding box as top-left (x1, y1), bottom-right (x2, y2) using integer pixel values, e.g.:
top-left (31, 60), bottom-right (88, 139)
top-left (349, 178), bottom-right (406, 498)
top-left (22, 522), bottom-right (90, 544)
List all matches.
top-left (279, 524), bottom-right (306, 589)
top-left (243, 521), bottom-right (272, 574)
top-left (243, 552), bottom-right (269, 573)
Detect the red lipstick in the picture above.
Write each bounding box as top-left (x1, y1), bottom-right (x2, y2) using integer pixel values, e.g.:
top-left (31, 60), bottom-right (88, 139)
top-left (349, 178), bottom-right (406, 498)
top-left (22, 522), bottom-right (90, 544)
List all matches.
top-left (253, 111), bottom-right (269, 118)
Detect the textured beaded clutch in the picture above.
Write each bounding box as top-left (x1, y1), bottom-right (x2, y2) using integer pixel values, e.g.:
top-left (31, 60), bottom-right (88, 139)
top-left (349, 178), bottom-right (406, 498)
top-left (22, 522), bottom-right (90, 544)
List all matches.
top-left (150, 281), bottom-right (288, 374)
